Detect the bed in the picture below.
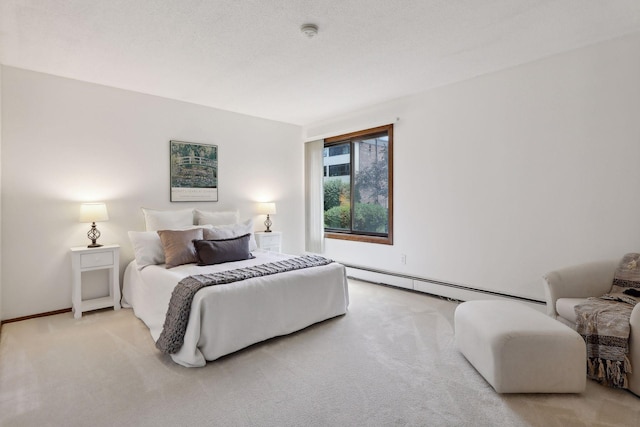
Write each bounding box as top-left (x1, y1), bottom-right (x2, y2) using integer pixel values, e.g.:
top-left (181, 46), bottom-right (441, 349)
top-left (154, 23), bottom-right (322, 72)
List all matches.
top-left (122, 209), bottom-right (349, 367)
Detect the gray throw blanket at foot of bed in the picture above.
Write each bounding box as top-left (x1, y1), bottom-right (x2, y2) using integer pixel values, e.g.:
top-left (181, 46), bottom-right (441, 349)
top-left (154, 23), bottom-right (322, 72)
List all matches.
top-left (156, 255), bottom-right (333, 354)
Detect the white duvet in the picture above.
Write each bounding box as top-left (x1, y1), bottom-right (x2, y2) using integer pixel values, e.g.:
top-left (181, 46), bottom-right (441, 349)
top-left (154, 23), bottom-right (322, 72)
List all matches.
top-left (122, 251), bottom-right (349, 367)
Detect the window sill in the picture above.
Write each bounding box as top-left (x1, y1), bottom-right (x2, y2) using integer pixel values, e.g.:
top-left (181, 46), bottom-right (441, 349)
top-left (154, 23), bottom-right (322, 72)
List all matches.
top-left (325, 232), bottom-right (393, 245)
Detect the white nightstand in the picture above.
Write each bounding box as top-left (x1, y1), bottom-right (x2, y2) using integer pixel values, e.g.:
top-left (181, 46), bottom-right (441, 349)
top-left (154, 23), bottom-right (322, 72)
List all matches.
top-left (254, 231), bottom-right (282, 253)
top-left (70, 244), bottom-right (121, 319)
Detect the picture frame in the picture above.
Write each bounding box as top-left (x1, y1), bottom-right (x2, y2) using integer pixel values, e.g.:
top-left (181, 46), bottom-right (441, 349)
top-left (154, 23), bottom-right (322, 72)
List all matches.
top-left (170, 140), bottom-right (218, 202)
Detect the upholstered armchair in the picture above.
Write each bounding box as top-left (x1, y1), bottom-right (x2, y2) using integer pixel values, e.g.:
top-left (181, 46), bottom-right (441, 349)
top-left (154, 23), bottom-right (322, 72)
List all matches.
top-left (543, 260), bottom-right (640, 396)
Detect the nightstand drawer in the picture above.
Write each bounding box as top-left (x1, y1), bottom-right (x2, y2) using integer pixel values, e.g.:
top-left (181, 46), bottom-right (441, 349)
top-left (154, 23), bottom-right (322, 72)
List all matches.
top-left (259, 234), bottom-right (280, 246)
top-left (80, 251), bottom-right (114, 268)
top-left (254, 231), bottom-right (282, 253)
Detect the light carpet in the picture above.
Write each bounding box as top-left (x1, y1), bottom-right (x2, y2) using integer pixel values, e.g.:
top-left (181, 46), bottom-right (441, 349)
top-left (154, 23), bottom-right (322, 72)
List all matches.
top-left (1, 279), bottom-right (638, 426)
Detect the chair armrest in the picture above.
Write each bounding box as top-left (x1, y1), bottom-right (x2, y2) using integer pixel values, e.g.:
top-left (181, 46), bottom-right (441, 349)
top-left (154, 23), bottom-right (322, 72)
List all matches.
top-left (629, 304), bottom-right (640, 393)
top-left (631, 303), bottom-right (640, 338)
top-left (542, 260), bottom-right (618, 318)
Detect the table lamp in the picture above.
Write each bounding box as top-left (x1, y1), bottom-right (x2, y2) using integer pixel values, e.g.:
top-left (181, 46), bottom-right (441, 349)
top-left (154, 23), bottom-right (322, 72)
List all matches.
top-left (257, 202), bottom-right (277, 232)
top-left (79, 202), bottom-right (109, 247)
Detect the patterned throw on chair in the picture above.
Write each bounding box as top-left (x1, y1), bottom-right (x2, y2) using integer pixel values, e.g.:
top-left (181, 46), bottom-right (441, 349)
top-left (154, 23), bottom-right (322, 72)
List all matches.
top-left (575, 253), bottom-right (640, 389)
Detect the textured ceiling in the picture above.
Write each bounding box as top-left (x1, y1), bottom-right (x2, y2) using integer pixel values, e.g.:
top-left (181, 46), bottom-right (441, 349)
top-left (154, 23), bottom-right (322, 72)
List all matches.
top-left (1, 1), bottom-right (640, 125)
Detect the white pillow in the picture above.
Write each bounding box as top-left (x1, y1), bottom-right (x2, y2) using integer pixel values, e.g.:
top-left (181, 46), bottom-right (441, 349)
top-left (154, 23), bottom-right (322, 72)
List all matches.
top-left (203, 219), bottom-right (258, 251)
top-left (129, 225), bottom-right (213, 270)
top-left (142, 208), bottom-right (194, 231)
top-left (194, 209), bottom-right (239, 226)
top-left (128, 231), bottom-right (165, 269)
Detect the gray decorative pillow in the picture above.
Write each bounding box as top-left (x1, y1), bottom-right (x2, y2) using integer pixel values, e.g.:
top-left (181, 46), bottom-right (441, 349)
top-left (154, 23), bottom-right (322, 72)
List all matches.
top-left (193, 233), bottom-right (254, 266)
top-left (157, 228), bottom-right (204, 268)
top-left (203, 219), bottom-right (258, 251)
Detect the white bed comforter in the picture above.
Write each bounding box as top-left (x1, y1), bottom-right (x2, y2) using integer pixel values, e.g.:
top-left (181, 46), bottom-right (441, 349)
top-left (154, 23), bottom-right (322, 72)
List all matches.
top-left (122, 251), bottom-right (349, 367)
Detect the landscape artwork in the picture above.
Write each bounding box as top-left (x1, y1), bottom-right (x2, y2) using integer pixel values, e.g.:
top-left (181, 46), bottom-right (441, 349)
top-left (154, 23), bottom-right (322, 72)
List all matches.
top-left (170, 140), bottom-right (218, 202)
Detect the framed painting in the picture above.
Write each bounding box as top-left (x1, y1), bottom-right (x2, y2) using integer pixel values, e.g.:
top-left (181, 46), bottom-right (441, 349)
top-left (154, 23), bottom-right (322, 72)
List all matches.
top-left (170, 140), bottom-right (218, 202)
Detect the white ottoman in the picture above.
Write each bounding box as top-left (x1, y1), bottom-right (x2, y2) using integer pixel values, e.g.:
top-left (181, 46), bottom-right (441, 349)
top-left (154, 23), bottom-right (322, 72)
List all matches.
top-left (454, 300), bottom-right (586, 393)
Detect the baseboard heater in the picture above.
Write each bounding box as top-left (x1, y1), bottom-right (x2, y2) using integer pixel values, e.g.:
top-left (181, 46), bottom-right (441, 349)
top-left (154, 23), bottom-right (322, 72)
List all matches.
top-left (340, 262), bottom-right (546, 311)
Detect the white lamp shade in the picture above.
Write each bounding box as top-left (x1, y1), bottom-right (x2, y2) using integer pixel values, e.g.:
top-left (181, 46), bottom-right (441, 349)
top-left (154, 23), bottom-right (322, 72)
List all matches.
top-left (79, 203), bottom-right (109, 223)
top-left (257, 202), bottom-right (277, 215)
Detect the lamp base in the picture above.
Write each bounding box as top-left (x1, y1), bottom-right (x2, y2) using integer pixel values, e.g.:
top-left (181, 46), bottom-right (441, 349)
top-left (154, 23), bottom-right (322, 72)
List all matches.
top-left (87, 223), bottom-right (102, 248)
top-left (264, 214), bottom-right (273, 232)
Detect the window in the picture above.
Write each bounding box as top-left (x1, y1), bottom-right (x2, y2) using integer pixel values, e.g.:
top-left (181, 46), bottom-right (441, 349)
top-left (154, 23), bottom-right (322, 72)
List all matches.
top-left (328, 164), bottom-right (350, 177)
top-left (323, 124), bottom-right (393, 245)
top-left (328, 145), bottom-right (349, 156)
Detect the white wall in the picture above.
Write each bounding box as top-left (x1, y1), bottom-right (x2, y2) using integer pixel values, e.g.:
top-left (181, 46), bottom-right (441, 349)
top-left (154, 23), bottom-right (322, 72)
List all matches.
top-left (0, 65), bottom-right (3, 324)
top-left (1, 67), bottom-right (303, 320)
top-left (306, 32), bottom-right (640, 302)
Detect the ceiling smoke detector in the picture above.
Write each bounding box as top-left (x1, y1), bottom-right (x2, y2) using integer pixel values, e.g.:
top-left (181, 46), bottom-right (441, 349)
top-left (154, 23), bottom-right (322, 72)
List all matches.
top-left (300, 23), bottom-right (318, 38)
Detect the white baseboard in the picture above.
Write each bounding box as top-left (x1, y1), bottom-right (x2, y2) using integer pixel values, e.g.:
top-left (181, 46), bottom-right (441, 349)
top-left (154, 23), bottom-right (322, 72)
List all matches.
top-left (345, 267), bottom-right (413, 290)
top-left (344, 265), bottom-right (546, 313)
